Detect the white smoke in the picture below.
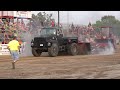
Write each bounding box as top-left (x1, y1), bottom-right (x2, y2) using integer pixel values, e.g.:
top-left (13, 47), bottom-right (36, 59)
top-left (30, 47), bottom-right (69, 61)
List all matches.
top-left (19, 31), bottom-right (33, 57)
top-left (98, 41), bottom-right (115, 55)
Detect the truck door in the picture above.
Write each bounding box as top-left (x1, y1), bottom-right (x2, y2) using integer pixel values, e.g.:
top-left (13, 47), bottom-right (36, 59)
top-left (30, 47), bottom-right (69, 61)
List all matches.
top-left (57, 35), bottom-right (64, 46)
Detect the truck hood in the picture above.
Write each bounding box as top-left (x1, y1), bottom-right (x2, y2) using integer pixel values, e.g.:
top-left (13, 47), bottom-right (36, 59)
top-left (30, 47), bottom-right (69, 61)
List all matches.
top-left (34, 35), bottom-right (57, 42)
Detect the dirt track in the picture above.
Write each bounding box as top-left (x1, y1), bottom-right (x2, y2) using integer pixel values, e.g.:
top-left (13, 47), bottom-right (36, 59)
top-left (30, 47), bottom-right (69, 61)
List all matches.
top-left (0, 45), bottom-right (120, 79)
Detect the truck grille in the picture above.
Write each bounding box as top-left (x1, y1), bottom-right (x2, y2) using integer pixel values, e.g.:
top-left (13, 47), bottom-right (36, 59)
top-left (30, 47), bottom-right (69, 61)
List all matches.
top-left (34, 37), bottom-right (47, 47)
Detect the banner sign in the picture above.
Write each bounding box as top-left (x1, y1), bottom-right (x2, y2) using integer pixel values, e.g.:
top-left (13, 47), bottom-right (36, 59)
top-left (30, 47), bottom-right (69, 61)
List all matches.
top-left (17, 11), bottom-right (32, 19)
top-left (0, 42), bottom-right (26, 55)
top-left (0, 44), bottom-right (10, 55)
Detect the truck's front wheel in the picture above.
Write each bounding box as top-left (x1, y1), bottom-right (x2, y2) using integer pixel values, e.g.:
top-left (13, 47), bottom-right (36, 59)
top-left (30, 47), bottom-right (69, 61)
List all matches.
top-left (68, 43), bottom-right (78, 56)
top-left (32, 48), bottom-right (42, 57)
top-left (48, 43), bottom-right (59, 57)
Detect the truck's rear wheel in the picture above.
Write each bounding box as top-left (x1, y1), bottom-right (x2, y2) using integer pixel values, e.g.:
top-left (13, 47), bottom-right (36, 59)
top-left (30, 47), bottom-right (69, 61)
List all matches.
top-left (32, 48), bottom-right (42, 57)
top-left (68, 43), bottom-right (78, 56)
top-left (48, 43), bottom-right (59, 57)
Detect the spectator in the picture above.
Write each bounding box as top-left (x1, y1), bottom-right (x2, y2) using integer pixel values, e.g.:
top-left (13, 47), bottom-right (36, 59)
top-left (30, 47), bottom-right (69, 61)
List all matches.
top-left (7, 36), bottom-right (20, 69)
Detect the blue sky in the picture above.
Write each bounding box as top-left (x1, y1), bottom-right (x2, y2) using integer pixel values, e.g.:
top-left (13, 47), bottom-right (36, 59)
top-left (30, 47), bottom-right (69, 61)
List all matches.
top-left (32, 11), bottom-right (120, 25)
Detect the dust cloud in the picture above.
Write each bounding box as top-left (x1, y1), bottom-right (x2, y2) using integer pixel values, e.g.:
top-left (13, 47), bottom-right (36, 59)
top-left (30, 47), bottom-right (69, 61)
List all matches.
top-left (19, 31), bottom-right (33, 57)
top-left (98, 41), bottom-right (115, 55)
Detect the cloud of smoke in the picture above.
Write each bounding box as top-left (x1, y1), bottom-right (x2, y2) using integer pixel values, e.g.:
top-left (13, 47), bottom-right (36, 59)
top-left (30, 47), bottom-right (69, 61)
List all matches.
top-left (19, 27), bottom-right (41, 57)
top-left (19, 31), bottom-right (32, 57)
top-left (98, 41), bottom-right (115, 55)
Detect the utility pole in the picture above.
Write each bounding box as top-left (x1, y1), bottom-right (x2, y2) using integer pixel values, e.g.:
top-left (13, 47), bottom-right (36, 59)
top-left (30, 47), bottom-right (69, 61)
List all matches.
top-left (58, 11), bottom-right (59, 30)
top-left (67, 11), bottom-right (69, 29)
top-left (67, 11), bottom-right (69, 35)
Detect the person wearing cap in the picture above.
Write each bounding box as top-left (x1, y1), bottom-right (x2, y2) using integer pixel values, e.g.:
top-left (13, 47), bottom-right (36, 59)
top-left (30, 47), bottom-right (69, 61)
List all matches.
top-left (7, 36), bottom-right (20, 69)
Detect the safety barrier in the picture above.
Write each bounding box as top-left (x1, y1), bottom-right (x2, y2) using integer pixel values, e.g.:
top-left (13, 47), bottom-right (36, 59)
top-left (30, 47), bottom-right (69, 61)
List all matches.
top-left (0, 42), bottom-right (26, 55)
top-left (0, 44), bottom-right (10, 55)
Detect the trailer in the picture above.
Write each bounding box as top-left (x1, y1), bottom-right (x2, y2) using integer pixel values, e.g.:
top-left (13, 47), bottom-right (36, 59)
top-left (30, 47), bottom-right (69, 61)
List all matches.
top-left (67, 24), bottom-right (117, 55)
top-left (91, 27), bottom-right (116, 54)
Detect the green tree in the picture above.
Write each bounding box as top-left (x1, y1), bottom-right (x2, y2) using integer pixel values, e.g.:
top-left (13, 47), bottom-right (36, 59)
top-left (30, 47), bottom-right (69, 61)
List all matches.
top-left (31, 12), bottom-right (55, 29)
top-left (92, 15), bottom-right (120, 36)
top-left (28, 12), bottom-right (55, 37)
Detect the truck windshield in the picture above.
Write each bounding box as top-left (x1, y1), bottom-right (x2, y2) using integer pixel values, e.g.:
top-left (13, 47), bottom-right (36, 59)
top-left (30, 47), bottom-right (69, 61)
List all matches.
top-left (40, 28), bottom-right (56, 36)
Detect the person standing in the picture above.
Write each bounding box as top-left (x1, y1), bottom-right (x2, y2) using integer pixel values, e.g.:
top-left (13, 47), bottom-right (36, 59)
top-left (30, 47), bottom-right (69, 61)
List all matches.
top-left (7, 36), bottom-right (20, 69)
